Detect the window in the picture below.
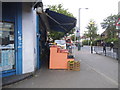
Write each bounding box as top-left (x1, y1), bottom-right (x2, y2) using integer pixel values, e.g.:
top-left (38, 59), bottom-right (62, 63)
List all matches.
top-left (0, 21), bottom-right (15, 71)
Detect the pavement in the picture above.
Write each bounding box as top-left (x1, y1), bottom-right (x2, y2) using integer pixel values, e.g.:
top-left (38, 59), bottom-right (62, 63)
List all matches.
top-left (3, 46), bottom-right (118, 88)
top-left (2, 72), bottom-right (33, 86)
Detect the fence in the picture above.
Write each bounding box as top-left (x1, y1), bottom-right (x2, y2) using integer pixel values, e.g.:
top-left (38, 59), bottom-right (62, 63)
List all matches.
top-left (94, 46), bottom-right (118, 60)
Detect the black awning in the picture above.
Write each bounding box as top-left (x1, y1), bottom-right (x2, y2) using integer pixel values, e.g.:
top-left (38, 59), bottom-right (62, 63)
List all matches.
top-left (45, 9), bottom-right (76, 32)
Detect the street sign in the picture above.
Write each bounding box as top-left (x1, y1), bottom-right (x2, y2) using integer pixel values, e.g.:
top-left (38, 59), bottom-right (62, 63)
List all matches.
top-left (116, 18), bottom-right (120, 30)
top-left (75, 28), bottom-right (80, 37)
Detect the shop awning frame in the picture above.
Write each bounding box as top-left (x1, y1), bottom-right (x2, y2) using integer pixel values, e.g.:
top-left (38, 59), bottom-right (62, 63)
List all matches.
top-left (45, 9), bottom-right (77, 33)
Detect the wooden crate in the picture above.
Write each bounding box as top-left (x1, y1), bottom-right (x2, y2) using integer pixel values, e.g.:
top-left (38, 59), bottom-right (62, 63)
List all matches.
top-left (67, 61), bottom-right (80, 71)
top-left (74, 65), bottom-right (80, 71)
top-left (74, 61), bottom-right (80, 71)
top-left (67, 62), bottom-right (74, 70)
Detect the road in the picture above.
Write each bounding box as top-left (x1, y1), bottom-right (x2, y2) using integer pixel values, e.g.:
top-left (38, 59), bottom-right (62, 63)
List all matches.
top-left (3, 46), bottom-right (118, 88)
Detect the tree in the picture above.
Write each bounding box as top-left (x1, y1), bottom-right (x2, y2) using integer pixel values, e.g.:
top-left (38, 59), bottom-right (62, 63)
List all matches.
top-left (85, 20), bottom-right (98, 53)
top-left (101, 15), bottom-right (118, 39)
top-left (48, 4), bottom-right (75, 41)
top-left (48, 4), bottom-right (74, 17)
top-left (71, 35), bottom-right (75, 41)
top-left (85, 20), bottom-right (98, 43)
top-left (100, 14), bottom-right (120, 44)
top-left (83, 31), bottom-right (89, 39)
top-left (48, 31), bottom-right (65, 41)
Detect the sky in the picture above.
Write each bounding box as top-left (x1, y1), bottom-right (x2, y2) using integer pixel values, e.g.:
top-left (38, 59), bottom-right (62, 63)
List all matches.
top-left (43, 0), bottom-right (120, 36)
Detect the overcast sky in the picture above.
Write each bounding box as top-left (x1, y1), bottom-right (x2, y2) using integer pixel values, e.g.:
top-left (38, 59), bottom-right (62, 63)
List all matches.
top-left (43, 0), bottom-right (120, 36)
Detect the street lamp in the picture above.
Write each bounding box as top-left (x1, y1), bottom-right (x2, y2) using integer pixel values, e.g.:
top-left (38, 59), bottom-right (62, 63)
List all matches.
top-left (78, 8), bottom-right (88, 51)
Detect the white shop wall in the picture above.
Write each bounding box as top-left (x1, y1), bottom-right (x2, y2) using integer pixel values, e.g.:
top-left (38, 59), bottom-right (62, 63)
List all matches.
top-left (22, 3), bottom-right (37, 74)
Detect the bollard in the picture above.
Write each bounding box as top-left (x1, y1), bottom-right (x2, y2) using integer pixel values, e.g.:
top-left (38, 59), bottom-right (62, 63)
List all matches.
top-left (78, 43), bottom-right (81, 51)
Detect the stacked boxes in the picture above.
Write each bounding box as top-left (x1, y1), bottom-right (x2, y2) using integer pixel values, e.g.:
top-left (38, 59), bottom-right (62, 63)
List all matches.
top-left (67, 61), bottom-right (80, 71)
top-left (74, 61), bottom-right (80, 71)
top-left (67, 61), bottom-right (74, 70)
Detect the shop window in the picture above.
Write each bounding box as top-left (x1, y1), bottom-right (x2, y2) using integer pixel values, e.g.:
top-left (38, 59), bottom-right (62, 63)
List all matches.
top-left (0, 21), bottom-right (15, 71)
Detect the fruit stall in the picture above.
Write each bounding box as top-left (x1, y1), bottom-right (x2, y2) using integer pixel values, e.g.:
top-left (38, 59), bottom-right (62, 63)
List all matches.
top-left (49, 45), bottom-right (80, 71)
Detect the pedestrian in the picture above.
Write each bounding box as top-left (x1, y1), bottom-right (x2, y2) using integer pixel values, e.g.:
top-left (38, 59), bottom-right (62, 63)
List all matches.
top-left (78, 42), bottom-right (81, 51)
top-left (103, 42), bottom-right (106, 56)
top-left (68, 45), bottom-right (72, 54)
top-left (110, 42), bottom-right (114, 51)
top-left (66, 39), bottom-right (72, 50)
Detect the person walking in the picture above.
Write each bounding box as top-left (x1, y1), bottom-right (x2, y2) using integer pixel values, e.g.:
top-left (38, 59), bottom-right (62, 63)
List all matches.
top-left (103, 42), bottom-right (106, 56)
top-left (66, 39), bottom-right (72, 53)
top-left (110, 42), bottom-right (114, 51)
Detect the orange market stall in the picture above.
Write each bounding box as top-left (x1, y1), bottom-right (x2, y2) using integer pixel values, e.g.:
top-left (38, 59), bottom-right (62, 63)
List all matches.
top-left (49, 45), bottom-right (74, 69)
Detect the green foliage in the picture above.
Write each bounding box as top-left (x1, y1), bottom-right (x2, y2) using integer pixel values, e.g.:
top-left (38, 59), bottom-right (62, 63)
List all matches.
top-left (83, 31), bottom-right (89, 38)
top-left (71, 35), bottom-right (75, 41)
top-left (92, 40), bottom-right (98, 46)
top-left (48, 4), bottom-right (75, 41)
top-left (83, 20), bottom-right (98, 46)
top-left (48, 4), bottom-right (74, 17)
top-left (82, 40), bottom-right (98, 46)
top-left (82, 40), bottom-right (90, 45)
top-left (48, 31), bottom-right (65, 41)
top-left (101, 14), bottom-right (118, 39)
top-left (84, 20), bottom-right (98, 45)
top-left (71, 35), bottom-right (74, 41)
top-left (105, 38), bottom-right (118, 44)
top-left (100, 14), bottom-right (119, 46)
top-left (101, 15), bottom-right (118, 29)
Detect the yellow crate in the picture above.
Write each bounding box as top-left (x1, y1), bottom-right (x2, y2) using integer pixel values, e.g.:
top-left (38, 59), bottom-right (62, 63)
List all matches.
top-left (67, 62), bottom-right (74, 70)
top-left (67, 61), bottom-right (80, 71)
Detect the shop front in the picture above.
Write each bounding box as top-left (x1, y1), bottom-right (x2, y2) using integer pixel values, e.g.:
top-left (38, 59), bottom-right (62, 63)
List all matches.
top-left (1, 2), bottom-right (23, 77)
top-left (1, 1), bottom-right (76, 79)
top-left (1, 2), bottom-right (42, 78)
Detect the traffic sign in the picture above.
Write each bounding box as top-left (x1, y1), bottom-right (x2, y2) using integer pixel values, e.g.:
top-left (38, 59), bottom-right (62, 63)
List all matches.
top-left (116, 18), bottom-right (120, 30)
top-left (75, 28), bottom-right (80, 37)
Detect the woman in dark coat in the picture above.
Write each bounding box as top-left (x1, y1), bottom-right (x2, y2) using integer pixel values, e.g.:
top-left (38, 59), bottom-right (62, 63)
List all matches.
top-left (103, 42), bottom-right (106, 56)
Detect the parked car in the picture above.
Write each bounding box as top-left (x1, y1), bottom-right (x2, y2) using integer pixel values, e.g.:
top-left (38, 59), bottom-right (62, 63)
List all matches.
top-left (54, 40), bottom-right (66, 49)
top-left (49, 43), bottom-right (54, 46)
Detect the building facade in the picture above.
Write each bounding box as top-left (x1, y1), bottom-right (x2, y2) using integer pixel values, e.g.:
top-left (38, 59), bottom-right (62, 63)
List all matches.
top-left (0, 1), bottom-right (76, 79)
top-left (1, 2), bottom-right (42, 77)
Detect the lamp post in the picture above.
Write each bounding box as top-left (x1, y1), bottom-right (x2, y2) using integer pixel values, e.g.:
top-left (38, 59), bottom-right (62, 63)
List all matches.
top-left (78, 8), bottom-right (88, 51)
top-left (117, 32), bottom-right (120, 60)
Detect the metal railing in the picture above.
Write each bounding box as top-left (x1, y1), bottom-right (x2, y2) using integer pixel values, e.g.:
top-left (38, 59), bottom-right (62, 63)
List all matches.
top-left (94, 46), bottom-right (118, 60)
